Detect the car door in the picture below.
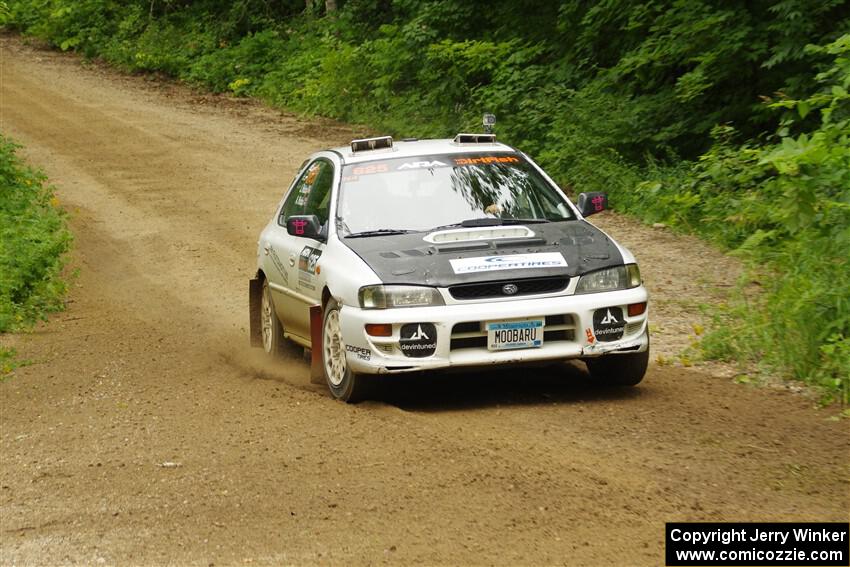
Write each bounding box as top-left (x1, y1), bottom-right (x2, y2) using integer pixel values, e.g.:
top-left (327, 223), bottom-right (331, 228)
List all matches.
top-left (264, 158), bottom-right (335, 341)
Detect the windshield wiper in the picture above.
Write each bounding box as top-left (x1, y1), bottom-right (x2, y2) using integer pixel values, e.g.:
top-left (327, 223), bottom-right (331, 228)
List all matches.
top-left (345, 229), bottom-right (419, 238)
top-left (431, 218), bottom-right (551, 231)
top-left (499, 218), bottom-right (551, 225)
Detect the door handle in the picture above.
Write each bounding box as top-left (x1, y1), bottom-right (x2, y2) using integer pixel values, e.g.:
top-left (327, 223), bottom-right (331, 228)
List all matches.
top-left (288, 254), bottom-right (296, 267)
top-left (263, 244), bottom-right (270, 255)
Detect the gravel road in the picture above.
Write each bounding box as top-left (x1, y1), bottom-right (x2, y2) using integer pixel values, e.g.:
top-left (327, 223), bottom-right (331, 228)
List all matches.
top-left (1, 36), bottom-right (847, 566)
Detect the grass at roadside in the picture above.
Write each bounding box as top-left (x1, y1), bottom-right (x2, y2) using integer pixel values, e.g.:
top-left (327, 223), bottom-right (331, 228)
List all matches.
top-left (0, 346), bottom-right (31, 380)
top-left (0, 133), bottom-right (72, 373)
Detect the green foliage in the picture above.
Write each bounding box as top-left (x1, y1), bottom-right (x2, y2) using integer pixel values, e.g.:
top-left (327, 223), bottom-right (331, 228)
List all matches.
top-left (3, 0), bottom-right (849, 399)
top-left (188, 29), bottom-right (285, 93)
top-left (0, 134), bottom-right (72, 333)
top-left (1, 346), bottom-right (31, 379)
top-left (659, 36), bottom-right (850, 401)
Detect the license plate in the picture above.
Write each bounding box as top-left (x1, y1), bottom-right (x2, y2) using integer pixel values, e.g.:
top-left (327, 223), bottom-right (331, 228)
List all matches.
top-left (486, 319), bottom-right (544, 351)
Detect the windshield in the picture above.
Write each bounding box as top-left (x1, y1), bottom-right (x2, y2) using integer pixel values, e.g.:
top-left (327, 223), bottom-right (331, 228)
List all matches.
top-left (337, 153), bottom-right (575, 234)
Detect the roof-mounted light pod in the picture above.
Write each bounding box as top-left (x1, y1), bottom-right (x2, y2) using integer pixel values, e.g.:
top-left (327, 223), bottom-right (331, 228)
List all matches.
top-left (350, 136), bottom-right (393, 153)
top-left (453, 133), bottom-right (497, 144)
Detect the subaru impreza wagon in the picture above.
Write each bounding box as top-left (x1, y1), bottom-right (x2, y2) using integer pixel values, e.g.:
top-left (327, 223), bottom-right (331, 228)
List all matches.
top-left (249, 133), bottom-right (649, 402)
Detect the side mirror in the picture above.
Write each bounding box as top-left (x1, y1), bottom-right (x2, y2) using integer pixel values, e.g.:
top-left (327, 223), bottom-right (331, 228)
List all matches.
top-left (577, 192), bottom-right (608, 217)
top-left (286, 215), bottom-right (322, 239)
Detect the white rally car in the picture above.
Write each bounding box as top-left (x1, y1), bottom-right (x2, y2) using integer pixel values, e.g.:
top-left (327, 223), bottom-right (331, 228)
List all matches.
top-left (249, 133), bottom-right (649, 402)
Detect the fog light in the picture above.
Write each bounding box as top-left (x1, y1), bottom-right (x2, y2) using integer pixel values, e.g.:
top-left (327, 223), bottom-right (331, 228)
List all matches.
top-left (365, 323), bottom-right (392, 337)
top-left (628, 302), bottom-right (647, 317)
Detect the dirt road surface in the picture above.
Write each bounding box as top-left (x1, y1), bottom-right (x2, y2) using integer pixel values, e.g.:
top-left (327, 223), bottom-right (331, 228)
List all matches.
top-left (1, 37), bottom-right (848, 566)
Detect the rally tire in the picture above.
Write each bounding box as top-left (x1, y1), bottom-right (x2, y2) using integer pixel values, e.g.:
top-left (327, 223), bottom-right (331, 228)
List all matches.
top-left (322, 299), bottom-right (371, 403)
top-left (585, 332), bottom-right (650, 386)
top-left (261, 280), bottom-right (286, 357)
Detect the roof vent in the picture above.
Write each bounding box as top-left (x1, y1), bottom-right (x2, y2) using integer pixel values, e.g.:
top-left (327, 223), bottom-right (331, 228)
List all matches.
top-left (350, 136), bottom-right (393, 153)
top-left (454, 133), bottom-right (497, 144)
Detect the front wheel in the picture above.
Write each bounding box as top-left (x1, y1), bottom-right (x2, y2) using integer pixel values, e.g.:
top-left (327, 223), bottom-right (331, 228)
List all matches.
top-left (322, 299), bottom-right (371, 402)
top-left (585, 332), bottom-right (650, 386)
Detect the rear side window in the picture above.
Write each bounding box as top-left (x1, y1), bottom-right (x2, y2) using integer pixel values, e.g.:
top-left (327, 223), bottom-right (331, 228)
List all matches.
top-left (279, 159), bottom-right (334, 226)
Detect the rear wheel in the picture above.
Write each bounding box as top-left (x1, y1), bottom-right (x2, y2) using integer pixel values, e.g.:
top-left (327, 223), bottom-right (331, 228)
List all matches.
top-left (322, 299), bottom-right (371, 402)
top-left (585, 332), bottom-right (650, 386)
top-left (261, 280), bottom-right (285, 357)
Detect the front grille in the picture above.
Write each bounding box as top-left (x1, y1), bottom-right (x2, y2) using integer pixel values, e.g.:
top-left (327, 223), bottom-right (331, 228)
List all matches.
top-left (450, 314), bottom-right (576, 351)
top-left (448, 276), bottom-right (569, 300)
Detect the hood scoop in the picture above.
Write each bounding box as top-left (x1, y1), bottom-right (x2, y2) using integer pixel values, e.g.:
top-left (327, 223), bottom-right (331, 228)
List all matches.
top-left (424, 225), bottom-right (535, 244)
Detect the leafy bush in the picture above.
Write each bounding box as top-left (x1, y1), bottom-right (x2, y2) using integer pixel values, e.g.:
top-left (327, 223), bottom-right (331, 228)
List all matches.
top-left (663, 36), bottom-right (850, 401)
top-left (187, 29), bottom-right (286, 93)
top-left (0, 134), bottom-right (72, 333)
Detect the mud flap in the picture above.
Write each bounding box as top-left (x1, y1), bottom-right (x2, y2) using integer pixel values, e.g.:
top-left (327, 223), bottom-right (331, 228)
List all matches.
top-left (309, 304), bottom-right (324, 384)
top-left (248, 277), bottom-right (263, 347)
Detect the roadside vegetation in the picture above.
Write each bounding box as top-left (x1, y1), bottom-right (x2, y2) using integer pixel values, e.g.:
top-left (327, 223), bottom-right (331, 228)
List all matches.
top-left (0, 134), bottom-right (72, 375)
top-left (3, 0), bottom-right (848, 401)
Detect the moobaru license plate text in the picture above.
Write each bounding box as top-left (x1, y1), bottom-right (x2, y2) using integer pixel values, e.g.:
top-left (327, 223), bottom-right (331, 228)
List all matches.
top-left (487, 319), bottom-right (544, 350)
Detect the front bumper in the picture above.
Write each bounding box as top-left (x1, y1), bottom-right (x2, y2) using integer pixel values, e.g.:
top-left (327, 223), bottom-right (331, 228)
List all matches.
top-left (338, 287), bottom-right (649, 375)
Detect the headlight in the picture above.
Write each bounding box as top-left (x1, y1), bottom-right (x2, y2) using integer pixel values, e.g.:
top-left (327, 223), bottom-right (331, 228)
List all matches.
top-left (575, 264), bottom-right (641, 294)
top-left (358, 285), bottom-right (445, 309)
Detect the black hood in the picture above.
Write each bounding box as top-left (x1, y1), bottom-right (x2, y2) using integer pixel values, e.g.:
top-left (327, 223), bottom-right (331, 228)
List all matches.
top-left (342, 220), bottom-right (624, 287)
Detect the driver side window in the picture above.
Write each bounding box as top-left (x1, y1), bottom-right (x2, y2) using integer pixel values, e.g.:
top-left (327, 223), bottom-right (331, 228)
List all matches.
top-left (279, 159), bottom-right (334, 227)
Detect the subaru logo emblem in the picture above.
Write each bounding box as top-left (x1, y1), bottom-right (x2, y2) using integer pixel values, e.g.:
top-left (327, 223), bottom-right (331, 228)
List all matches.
top-left (502, 283), bottom-right (519, 295)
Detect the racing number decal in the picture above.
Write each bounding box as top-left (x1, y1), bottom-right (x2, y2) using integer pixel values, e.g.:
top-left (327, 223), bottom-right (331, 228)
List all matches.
top-left (351, 163), bottom-right (389, 176)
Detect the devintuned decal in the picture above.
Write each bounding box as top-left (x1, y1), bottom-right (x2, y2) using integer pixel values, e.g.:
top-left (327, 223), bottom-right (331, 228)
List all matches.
top-left (345, 344), bottom-right (371, 361)
top-left (450, 253), bottom-right (567, 274)
top-left (298, 246), bottom-right (322, 291)
top-left (399, 323), bottom-right (437, 358)
top-left (593, 307), bottom-right (625, 342)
